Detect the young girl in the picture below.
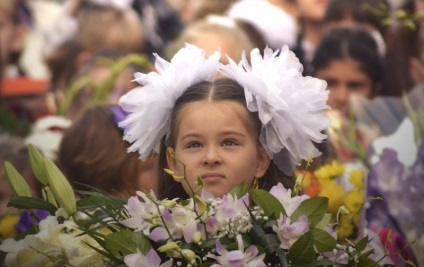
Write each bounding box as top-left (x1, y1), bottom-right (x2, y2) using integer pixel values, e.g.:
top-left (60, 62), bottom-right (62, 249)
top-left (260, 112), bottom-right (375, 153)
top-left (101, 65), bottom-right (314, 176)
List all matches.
top-left (312, 27), bottom-right (384, 115)
top-left (119, 44), bottom-right (330, 199)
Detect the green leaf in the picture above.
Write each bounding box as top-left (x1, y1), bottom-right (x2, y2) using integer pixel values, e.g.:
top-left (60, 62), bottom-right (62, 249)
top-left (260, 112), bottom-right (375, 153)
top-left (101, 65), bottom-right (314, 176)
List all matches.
top-left (249, 188), bottom-right (286, 217)
top-left (314, 213), bottom-right (332, 230)
top-left (357, 254), bottom-right (379, 267)
top-left (355, 235), bottom-right (370, 252)
top-left (4, 161), bottom-right (32, 197)
top-left (311, 228), bottom-right (337, 252)
top-left (7, 196), bottom-right (57, 214)
top-left (104, 229), bottom-right (151, 260)
top-left (28, 144), bottom-right (48, 186)
top-left (43, 157), bottom-right (77, 216)
top-left (229, 182), bottom-right (250, 198)
top-left (290, 197), bottom-right (328, 227)
top-left (312, 259), bottom-right (336, 266)
top-left (287, 231), bottom-right (316, 265)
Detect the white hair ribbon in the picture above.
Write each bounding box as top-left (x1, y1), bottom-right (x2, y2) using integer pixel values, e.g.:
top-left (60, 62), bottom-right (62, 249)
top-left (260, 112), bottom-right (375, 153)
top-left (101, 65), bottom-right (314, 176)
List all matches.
top-left (119, 44), bottom-right (221, 160)
top-left (219, 46), bottom-right (330, 175)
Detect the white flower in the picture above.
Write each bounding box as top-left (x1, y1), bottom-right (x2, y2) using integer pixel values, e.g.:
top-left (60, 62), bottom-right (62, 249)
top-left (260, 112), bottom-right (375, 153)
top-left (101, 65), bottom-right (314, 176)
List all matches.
top-left (124, 249), bottom-right (173, 267)
top-left (371, 117), bottom-right (417, 167)
top-left (25, 115), bottom-right (72, 160)
top-left (119, 44), bottom-right (220, 160)
top-left (207, 194), bottom-right (251, 237)
top-left (0, 216), bottom-right (108, 267)
top-left (220, 46), bottom-right (330, 174)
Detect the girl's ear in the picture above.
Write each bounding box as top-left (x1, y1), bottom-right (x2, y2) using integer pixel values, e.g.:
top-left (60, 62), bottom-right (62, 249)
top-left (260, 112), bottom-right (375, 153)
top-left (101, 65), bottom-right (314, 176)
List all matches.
top-left (166, 147), bottom-right (181, 183)
top-left (255, 146), bottom-right (271, 179)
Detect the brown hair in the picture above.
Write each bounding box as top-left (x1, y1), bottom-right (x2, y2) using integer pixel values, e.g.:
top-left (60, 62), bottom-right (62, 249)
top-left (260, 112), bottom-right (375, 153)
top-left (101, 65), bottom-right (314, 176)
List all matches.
top-left (157, 78), bottom-right (294, 199)
top-left (45, 3), bottom-right (144, 92)
top-left (58, 104), bottom-right (153, 196)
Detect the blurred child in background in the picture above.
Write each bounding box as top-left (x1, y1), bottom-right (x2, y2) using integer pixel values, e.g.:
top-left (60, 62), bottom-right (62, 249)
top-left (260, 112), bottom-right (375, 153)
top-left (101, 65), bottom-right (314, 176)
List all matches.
top-left (58, 104), bottom-right (158, 197)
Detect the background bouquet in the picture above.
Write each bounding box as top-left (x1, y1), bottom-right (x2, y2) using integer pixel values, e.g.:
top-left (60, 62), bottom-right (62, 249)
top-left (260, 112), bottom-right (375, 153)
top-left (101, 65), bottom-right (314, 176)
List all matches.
top-left (297, 159), bottom-right (367, 243)
top-left (0, 145), bottom-right (395, 266)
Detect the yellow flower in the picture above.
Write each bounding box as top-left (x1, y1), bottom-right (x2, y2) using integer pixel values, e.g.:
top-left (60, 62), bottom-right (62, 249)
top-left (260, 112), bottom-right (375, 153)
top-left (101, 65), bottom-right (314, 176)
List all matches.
top-left (349, 169), bottom-right (364, 189)
top-left (314, 160), bottom-right (345, 182)
top-left (345, 191), bottom-right (364, 213)
top-left (345, 190), bottom-right (364, 226)
top-left (0, 214), bottom-right (19, 239)
top-left (319, 183), bottom-right (346, 216)
top-left (337, 216), bottom-right (355, 241)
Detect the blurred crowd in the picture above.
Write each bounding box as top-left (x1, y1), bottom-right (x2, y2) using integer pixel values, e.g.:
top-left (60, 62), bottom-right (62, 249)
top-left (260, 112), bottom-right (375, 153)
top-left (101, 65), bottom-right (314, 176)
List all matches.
top-left (1, 0), bottom-right (423, 265)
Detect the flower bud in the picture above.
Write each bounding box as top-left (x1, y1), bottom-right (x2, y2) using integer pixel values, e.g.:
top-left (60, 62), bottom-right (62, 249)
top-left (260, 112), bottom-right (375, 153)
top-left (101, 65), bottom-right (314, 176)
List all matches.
top-left (4, 162), bottom-right (32, 197)
top-left (28, 144), bottom-right (49, 186)
top-left (192, 232), bottom-right (202, 244)
top-left (159, 199), bottom-right (177, 208)
top-left (194, 195), bottom-right (207, 214)
top-left (181, 249), bottom-right (196, 262)
top-left (44, 158), bottom-right (77, 216)
top-left (158, 241), bottom-right (181, 253)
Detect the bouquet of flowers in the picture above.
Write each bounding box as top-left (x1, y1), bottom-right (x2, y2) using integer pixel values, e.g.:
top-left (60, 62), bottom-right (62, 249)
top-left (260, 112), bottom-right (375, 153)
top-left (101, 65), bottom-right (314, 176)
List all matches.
top-left (297, 160), bottom-right (367, 242)
top-left (366, 115), bottom-right (424, 266)
top-left (0, 145), bottom-right (394, 267)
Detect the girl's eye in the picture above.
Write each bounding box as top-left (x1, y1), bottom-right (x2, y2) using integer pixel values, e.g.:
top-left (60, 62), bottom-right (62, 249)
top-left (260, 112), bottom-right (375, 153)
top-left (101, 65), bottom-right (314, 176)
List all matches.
top-left (187, 142), bottom-right (202, 149)
top-left (223, 140), bottom-right (237, 146)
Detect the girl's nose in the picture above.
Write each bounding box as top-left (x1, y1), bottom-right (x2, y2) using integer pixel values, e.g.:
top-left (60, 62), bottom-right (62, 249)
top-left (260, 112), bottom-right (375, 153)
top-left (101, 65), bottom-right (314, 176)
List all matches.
top-left (330, 86), bottom-right (349, 110)
top-left (202, 147), bottom-right (222, 166)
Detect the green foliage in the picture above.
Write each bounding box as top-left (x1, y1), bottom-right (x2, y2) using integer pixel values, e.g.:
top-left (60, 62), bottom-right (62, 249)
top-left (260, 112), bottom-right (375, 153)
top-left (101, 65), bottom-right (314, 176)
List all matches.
top-left (229, 182), bottom-right (250, 198)
top-left (7, 196), bottom-right (57, 214)
top-left (57, 53), bottom-right (149, 116)
top-left (250, 188), bottom-right (287, 217)
top-left (290, 197), bottom-right (328, 228)
top-left (0, 108), bottom-right (31, 136)
top-left (287, 232), bottom-right (316, 265)
top-left (312, 228), bottom-right (337, 252)
top-left (104, 229), bottom-right (151, 260)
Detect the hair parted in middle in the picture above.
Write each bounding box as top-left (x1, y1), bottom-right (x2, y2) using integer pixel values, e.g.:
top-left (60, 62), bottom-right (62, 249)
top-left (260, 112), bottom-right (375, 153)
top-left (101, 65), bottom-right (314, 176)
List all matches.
top-left (119, 44), bottom-right (330, 199)
top-left (157, 78), bottom-right (294, 199)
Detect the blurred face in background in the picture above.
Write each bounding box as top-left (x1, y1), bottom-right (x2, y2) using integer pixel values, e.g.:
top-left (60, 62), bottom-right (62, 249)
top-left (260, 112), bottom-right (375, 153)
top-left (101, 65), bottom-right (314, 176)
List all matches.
top-left (295, 0), bottom-right (329, 22)
top-left (315, 58), bottom-right (377, 113)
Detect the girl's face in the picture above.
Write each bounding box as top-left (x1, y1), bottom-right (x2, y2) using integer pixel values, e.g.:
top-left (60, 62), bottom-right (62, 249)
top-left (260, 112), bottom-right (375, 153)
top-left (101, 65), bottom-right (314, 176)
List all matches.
top-left (167, 100), bottom-right (270, 197)
top-left (315, 58), bottom-right (377, 114)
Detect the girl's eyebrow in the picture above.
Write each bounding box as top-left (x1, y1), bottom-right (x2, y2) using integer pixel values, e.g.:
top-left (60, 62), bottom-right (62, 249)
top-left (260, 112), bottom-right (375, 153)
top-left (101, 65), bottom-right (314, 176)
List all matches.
top-left (219, 130), bottom-right (247, 138)
top-left (179, 133), bottom-right (202, 141)
top-left (179, 130), bottom-right (247, 141)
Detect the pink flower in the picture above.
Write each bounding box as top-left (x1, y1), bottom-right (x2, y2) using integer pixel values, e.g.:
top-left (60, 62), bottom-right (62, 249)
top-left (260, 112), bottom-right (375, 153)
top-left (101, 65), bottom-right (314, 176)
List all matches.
top-left (273, 215), bottom-right (309, 249)
top-left (269, 183), bottom-right (309, 216)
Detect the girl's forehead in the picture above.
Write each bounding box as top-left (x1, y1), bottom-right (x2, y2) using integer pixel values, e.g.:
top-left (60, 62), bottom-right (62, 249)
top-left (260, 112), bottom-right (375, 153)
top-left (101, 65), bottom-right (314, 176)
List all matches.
top-left (178, 100), bottom-right (248, 116)
top-left (174, 100), bottom-right (253, 133)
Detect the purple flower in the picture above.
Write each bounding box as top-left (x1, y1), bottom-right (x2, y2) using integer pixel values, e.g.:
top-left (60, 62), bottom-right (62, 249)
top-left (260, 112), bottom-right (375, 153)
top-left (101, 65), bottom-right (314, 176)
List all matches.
top-left (272, 215), bottom-right (309, 250)
top-left (15, 209), bottom-right (49, 233)
top-left (208, 237), bottom-right (266, 267)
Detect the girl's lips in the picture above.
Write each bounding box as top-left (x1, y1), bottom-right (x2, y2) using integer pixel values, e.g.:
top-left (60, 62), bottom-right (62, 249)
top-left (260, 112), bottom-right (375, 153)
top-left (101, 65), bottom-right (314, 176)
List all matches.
top-left (202, 174), bottom-right (224, 183)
